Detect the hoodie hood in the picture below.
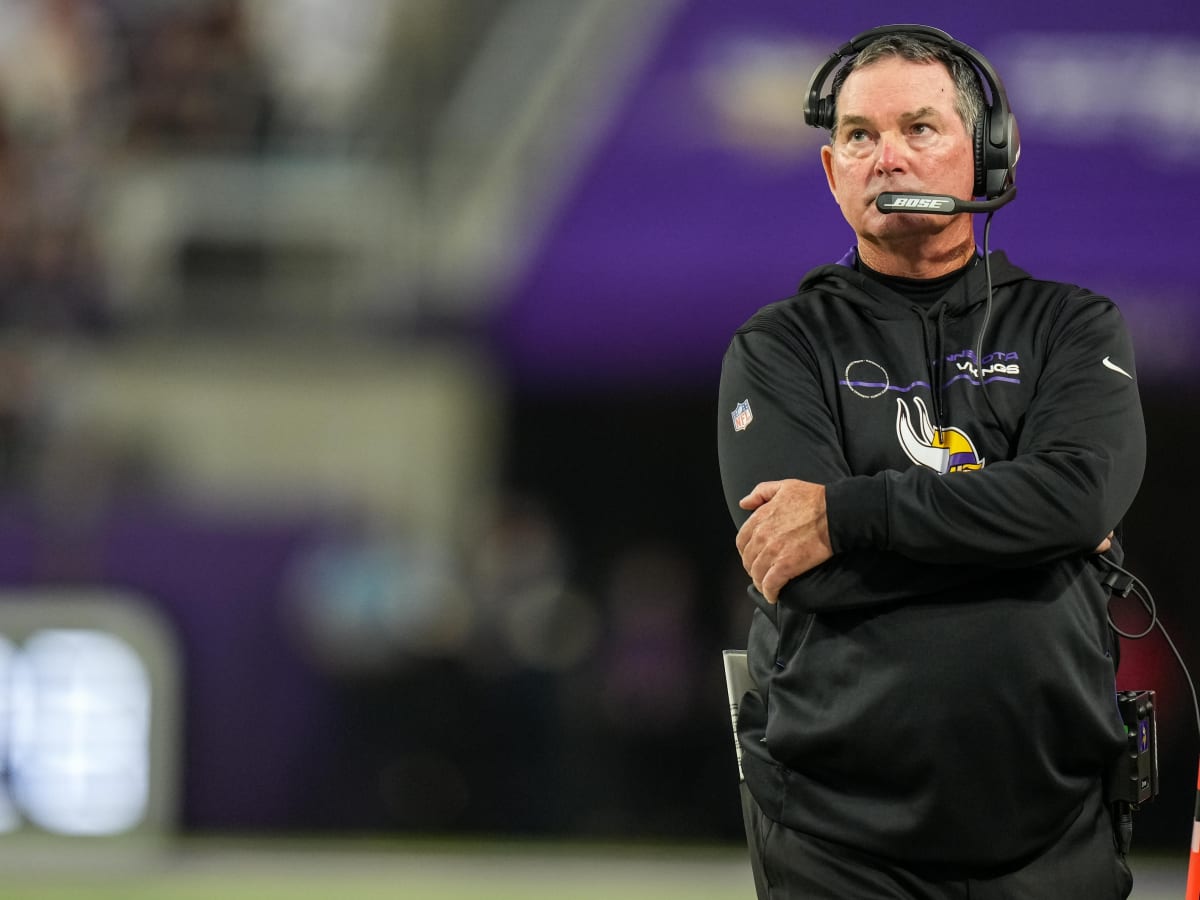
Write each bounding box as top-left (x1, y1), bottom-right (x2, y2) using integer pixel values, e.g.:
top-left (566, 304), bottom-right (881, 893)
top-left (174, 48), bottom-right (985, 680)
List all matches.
top-left (794, 249), bottom-right (1032, 321)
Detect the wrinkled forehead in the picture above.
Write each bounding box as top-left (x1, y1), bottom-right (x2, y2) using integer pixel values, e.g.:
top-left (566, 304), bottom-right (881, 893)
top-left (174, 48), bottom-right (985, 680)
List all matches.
top-left (836, 58), bottom-right (962, 123)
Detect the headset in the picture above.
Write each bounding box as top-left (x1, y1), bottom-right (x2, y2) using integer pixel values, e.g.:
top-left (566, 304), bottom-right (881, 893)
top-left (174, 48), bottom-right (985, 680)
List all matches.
top-left (804, 24), bottom-right (1020, 208)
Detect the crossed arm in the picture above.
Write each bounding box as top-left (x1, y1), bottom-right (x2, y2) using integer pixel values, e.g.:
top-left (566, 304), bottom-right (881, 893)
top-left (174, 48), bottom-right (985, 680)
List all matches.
top-left (719, 299), bottom-right (1141, 610)
top-left (733, 477), bottom-right (1114, 604)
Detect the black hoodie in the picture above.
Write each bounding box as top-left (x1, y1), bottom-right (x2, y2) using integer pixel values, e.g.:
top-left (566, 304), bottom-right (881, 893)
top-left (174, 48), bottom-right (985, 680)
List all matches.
top-left (717, 250), bottom-right (1146, 868)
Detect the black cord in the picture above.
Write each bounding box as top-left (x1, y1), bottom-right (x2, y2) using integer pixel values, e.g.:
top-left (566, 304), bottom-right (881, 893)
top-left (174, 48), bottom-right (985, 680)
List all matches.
top-left (1100, 555), bottom-right (1200, 745)
top-left (974, 211), bottom-right (1003, 428)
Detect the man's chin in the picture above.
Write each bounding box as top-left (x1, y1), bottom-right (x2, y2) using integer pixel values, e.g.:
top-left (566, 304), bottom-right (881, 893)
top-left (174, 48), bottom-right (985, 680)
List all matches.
top-left (866, 211), bottom-right (950, 236)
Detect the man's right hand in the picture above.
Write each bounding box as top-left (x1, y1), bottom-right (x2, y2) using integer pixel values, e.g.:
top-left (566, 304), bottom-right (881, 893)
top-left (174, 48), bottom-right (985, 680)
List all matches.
top-left (735, 479), bottom-right (833, 604)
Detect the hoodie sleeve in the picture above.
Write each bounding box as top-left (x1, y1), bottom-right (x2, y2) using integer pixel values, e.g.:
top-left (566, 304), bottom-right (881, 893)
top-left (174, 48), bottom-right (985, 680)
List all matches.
top-left (718, 319), bottom-right (985, 611)
top-left (826, 293), bottom-right (1146, 566)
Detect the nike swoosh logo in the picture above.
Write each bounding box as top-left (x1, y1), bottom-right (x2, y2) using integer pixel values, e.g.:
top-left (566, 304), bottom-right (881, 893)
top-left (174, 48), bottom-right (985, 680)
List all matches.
top-left (1102, 356), bottom-right (1133, 379)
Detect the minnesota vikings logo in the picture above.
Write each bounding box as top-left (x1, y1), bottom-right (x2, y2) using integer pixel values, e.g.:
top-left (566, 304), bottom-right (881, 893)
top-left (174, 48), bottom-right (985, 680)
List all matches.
top-left (895, 397), bottom-right (984, 474)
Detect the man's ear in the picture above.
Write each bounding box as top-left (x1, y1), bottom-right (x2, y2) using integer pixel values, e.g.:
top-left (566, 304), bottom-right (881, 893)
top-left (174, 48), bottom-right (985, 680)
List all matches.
top-left (820, 143), bottom-right (837, 194)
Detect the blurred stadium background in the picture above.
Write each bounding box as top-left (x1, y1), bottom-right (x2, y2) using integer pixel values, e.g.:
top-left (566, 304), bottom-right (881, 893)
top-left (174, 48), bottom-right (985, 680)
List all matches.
top-left (0, 0), bottom-right (1194, 896)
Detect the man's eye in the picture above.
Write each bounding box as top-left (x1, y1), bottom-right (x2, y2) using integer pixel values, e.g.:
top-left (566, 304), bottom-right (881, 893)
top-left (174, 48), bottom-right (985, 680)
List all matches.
top-left (911, 123), bottom-right (931, 135)
top-left (848, 129), bottom-right (869, 142)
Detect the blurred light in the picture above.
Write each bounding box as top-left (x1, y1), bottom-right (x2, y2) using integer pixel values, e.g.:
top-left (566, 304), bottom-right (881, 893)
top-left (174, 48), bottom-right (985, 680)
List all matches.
top-left (0, 635), bottom-right (17, 834)
top-left (0, 590), bottom-right (181, 842)
top-left (8, 629), bottom-right (151, 836)
top-left (285, 535), bottom-right (473, 674)
top-left (995, 33), bottom-right (1200, 164)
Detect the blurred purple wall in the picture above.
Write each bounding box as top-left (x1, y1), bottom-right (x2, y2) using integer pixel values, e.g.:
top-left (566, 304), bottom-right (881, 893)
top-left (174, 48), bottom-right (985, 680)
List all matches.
top-left (496, 0), bottom-right (1200, 387)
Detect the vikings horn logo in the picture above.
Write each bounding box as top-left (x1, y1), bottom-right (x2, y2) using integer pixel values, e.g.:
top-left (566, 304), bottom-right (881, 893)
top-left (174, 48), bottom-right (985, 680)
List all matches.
top-left (895, 397), bottom-right (984, 474)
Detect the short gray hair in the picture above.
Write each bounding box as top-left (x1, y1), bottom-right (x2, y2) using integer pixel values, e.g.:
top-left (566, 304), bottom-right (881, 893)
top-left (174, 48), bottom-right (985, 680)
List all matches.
top-left (826, 33), bottom-right (985, 141)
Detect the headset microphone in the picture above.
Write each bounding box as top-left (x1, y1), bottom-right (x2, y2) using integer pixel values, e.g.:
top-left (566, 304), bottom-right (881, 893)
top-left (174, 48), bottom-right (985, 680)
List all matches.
top-left (876, 185), bottom-right (1017, 215)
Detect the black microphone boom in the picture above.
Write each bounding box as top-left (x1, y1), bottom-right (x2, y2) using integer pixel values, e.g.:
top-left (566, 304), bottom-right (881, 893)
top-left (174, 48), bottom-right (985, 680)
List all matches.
top-left (876, 185), bottom-right (1017, 215)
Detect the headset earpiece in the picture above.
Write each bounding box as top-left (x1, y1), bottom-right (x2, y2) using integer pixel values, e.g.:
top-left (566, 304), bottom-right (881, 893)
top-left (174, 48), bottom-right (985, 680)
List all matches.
top-left (973, 112), bottom-right (989, 198)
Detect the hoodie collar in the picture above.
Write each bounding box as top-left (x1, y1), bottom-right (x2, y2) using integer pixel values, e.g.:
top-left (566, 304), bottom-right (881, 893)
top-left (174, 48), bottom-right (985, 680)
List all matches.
top-left (804, 248), bottom-right (1031, 320)
top-left (856, 255), bottom-right (975, 307)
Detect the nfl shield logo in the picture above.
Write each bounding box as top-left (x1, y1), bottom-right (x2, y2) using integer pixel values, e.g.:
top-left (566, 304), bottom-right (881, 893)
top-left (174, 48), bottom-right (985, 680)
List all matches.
top-left (731, 399), bottom-right (753, 431)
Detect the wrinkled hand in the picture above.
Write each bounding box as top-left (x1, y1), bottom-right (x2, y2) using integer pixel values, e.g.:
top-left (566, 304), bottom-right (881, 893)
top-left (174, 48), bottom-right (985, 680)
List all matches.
top-left (736, 479), bottom-right (833, 604)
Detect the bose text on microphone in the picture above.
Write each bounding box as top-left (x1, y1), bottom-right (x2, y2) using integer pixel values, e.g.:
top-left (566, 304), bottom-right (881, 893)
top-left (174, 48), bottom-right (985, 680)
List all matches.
top-left (876, 185), bottom-right (1017, 215)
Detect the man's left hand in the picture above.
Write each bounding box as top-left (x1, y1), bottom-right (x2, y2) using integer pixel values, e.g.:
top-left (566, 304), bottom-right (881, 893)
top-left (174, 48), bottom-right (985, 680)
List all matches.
top-left (736, 479), bottom-right (833, 604)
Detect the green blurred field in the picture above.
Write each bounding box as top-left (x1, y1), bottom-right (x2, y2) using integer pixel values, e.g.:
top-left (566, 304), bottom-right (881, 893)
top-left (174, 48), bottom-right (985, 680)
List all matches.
top-left (0, 838), bottom-right (757, 900)
top-left (0, 838), bottom-right (1185, 899)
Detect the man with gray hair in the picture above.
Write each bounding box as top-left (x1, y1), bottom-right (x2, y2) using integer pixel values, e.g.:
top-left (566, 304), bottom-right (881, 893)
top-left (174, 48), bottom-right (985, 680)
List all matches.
top-left (718, 25), bottom-right (1143, 898)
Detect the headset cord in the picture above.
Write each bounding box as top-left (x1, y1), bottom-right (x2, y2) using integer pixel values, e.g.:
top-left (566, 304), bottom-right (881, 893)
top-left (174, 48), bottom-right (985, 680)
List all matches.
top-left (1101, 555), bottom-right (1200, 745)
top-left (973, 211), bottom-right (1005, 432)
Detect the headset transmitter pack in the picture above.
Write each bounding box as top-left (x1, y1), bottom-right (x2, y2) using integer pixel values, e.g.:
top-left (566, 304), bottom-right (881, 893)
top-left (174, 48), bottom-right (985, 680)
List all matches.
top-left (1109, 689), bottom-right (1159, 808)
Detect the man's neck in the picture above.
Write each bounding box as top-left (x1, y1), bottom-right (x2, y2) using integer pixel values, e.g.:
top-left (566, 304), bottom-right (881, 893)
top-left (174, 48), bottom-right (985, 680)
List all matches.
top-left (856, 231), bottom-right (977, 279)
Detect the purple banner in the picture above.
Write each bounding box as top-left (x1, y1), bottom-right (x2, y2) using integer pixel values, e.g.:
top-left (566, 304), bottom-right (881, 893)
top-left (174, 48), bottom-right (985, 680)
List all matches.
top-left (496, 0), bottom-right (1200, 387)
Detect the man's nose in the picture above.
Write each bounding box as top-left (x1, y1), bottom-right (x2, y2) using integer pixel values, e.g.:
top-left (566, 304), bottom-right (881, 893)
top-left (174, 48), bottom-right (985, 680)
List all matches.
top-left (875, 134), bottom-right (906, 175)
